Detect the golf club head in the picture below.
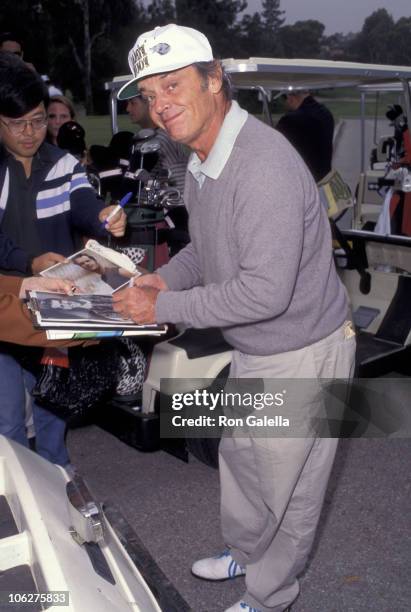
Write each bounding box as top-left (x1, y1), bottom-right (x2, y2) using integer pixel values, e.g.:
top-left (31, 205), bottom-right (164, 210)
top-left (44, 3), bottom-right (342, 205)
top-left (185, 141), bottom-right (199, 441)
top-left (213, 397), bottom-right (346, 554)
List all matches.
top-left (133, 128), bottom-right (156, 142)
top-left (138, 139), bottom-right (161, 154)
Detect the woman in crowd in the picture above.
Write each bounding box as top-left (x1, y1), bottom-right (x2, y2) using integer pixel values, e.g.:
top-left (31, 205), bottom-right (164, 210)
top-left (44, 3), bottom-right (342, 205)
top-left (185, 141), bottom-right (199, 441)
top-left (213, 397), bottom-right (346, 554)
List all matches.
top-left (46, 95), bottom-right (76, 145)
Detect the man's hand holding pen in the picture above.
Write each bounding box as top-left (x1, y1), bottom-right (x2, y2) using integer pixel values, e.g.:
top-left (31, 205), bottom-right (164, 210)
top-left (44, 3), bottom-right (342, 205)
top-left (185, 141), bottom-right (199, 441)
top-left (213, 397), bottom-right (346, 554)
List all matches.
top-left (112, 273), bottom-right (168, 324)
top-left (98, 205), bottom-right (127, 237)
top-left (98, 191), bottom-right (133, 237)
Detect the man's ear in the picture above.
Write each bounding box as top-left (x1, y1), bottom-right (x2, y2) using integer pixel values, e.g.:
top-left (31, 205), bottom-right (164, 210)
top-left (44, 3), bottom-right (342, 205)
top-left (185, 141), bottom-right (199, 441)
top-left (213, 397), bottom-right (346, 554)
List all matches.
top-left (209, 66), bottom-right (223, 94)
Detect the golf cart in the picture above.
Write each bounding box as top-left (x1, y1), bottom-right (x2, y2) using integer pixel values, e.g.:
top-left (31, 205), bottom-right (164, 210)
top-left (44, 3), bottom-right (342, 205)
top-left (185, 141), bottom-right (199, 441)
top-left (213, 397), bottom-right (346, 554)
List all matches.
top-left (0, 435), bottom-right (189, 611)
top-left (100, 58), bottom-right (411, 466)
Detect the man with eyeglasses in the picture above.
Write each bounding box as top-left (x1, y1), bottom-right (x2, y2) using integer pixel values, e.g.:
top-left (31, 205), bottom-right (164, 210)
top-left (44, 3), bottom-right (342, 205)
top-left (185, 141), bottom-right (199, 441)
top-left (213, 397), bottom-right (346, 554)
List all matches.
top-left (0, 52), bottom-right (126, 468)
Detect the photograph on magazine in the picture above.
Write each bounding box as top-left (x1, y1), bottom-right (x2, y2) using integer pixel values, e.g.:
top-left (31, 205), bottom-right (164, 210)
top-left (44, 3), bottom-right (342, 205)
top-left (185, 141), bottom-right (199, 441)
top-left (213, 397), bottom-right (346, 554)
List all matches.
top-left (28, 292), bottom-right (154, 328)
top-left (40, 239), bottom-right (141, 295)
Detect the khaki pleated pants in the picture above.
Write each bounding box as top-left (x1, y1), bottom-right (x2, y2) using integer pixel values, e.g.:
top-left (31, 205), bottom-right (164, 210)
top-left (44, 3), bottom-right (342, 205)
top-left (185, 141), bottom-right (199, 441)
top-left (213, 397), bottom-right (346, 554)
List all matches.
top-left (219, 322), bottom-right (356, 611)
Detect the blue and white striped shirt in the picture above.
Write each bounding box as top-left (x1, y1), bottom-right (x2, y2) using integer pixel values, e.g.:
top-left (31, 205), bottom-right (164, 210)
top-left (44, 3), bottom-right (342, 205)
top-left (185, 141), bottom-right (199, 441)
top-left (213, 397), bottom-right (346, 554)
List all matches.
top-left (0, 142), bottom-right (106, 274)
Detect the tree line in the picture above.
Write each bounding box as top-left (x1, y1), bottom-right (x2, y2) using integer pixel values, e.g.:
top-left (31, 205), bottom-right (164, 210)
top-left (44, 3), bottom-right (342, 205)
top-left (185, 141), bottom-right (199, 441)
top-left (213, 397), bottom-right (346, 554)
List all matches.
top-left (1, 1), bottom-right (410, 112)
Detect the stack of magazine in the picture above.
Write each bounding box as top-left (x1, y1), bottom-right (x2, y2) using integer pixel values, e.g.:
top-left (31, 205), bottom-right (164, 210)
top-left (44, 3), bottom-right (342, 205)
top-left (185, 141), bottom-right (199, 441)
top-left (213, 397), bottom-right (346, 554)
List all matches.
top-left (26, 240), bottom-right (167, 340)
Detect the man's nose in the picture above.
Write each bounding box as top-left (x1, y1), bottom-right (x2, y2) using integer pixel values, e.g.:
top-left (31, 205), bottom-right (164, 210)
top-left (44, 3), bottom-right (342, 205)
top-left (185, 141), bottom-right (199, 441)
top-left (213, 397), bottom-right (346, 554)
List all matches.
top-left (152, 92), bottom-right (169, 116)
top-left (23, 121), bottom-right (35, 135)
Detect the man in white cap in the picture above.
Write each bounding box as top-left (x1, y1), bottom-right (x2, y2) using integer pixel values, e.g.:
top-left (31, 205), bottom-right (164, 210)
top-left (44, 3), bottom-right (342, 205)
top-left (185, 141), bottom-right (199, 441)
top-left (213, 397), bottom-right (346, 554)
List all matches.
top-left (113, 24), bottom-right (356, 612)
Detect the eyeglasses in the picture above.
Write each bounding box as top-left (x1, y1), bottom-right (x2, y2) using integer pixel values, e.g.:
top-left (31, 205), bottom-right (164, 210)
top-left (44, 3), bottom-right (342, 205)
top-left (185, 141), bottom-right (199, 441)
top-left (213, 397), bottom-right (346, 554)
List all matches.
top-left (0, 115), bottom-right (48, 135)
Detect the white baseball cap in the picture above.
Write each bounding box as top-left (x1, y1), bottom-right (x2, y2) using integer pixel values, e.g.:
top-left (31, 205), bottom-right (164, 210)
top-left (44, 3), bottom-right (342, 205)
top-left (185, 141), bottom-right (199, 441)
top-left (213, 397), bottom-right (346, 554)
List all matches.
top-left (117, 24), bottom-right (213, 100)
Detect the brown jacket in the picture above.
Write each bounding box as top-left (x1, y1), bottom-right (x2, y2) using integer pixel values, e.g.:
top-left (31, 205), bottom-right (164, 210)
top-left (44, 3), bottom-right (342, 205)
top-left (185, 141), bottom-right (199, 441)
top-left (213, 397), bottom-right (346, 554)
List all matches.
top-left (0, 276), bottom-right (80, 347)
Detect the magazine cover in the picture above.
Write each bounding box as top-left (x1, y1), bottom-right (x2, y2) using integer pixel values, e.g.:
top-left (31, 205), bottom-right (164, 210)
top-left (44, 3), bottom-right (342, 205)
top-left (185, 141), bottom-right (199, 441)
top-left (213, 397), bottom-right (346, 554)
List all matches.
top-left (28, 292), bottom-right (167, 335)
top-left (40, 240), bottom-right (141, 295)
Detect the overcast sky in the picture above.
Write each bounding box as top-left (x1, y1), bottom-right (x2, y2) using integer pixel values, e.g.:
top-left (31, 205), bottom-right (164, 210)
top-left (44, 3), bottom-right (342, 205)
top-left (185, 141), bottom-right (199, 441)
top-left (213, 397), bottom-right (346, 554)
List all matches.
top-left (245, 0), bottom-right (411, 35)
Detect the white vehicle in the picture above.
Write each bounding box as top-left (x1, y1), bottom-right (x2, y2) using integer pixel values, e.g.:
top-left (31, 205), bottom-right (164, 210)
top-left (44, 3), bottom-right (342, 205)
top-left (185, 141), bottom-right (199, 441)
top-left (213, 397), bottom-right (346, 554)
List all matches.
top-left (0, 435), bottom-right (189, 610)
top-left (100, 59), bottom-right (411, 466)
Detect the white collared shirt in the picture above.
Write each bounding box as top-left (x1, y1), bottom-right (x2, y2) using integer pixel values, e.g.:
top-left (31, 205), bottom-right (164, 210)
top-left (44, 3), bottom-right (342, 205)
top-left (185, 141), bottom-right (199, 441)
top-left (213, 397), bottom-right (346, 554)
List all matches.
top-left (187, 100), bottom-right (248, 188)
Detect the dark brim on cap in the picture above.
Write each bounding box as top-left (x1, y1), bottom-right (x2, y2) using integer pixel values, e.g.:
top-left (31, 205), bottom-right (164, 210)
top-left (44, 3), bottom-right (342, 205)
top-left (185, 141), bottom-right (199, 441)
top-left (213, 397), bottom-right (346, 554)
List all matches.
top-left (117, 77), bottom-right (141, 101)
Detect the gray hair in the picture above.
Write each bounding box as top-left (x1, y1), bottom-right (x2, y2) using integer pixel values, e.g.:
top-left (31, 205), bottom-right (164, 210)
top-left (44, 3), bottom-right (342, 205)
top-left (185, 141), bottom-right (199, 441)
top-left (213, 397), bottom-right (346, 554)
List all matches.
top-left (193, 60), bottom-right (233, 102)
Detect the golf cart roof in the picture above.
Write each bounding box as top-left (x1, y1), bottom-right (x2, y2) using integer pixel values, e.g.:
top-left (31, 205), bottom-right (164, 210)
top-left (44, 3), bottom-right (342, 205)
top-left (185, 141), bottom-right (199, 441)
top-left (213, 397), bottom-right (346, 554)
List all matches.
top-left (105, 57), bottom-right (411, 134)
top-left (106, 57), bottom-right (411, 94)
top-left (223, 58), bottom-right (411, 91)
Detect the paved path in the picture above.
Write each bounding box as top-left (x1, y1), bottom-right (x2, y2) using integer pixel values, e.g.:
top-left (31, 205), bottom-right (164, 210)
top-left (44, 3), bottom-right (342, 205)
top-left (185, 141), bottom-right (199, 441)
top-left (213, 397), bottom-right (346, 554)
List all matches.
top-left (67, 424), bottom-right (411, 612)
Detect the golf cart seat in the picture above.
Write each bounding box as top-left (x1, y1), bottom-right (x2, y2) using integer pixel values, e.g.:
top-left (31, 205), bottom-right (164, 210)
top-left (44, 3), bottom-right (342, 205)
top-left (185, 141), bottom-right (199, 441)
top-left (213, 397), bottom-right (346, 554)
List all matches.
top-left (168, 328), bottom-right (232, 358)
top-left (338, 229), bottom-right (411, 376)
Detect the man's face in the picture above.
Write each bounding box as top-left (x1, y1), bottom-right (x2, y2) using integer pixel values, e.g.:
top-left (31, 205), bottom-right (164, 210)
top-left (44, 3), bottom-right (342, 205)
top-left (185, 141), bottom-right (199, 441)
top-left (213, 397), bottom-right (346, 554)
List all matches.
top-left (126, 96), bottom-right (149, 124)
top-left (284, 93), bottom-right (304, 111)
top-left (74, 255), bottom-right (100, 272)
top-left (139, 65), bottom-right (221, 154)
top-left (0, 103), bottom-right (47, 163)
top-left (0, 40), bottom-right (22, 56)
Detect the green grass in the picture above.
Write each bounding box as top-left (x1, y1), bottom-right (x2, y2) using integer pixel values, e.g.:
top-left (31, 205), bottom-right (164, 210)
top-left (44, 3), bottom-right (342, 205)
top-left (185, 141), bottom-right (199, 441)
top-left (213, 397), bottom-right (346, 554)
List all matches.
top-left (250, 101), bottom-right (396, 124)
top-left (317, 99), bottom-right (382, 118)
top-left (317, 92), bottom-right (403, 119)
top-left (78, 113), bottom-right (136, 147)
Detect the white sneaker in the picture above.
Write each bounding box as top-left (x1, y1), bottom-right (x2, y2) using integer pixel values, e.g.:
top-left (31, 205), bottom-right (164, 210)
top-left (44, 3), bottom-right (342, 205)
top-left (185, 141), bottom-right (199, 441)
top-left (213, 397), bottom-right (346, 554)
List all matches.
top-left (224, 602), bottom-right (262, 612)
top-left (191, 550), bottom-right (246, 580)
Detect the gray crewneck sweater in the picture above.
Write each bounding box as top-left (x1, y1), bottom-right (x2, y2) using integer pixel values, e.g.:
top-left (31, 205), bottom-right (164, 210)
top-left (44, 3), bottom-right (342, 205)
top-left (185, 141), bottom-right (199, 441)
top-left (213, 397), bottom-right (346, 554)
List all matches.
top-left (155, 112), bottom-right (348, 356)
